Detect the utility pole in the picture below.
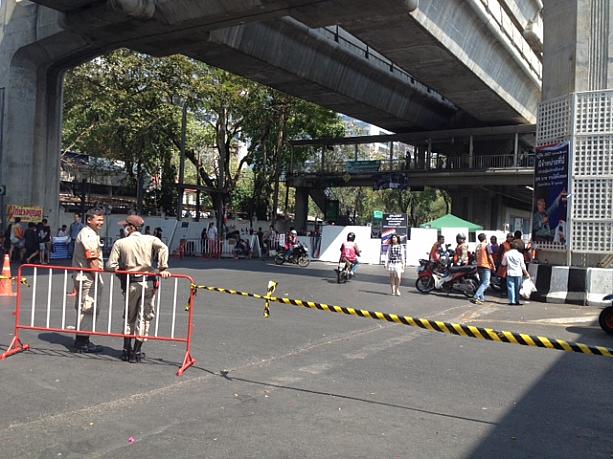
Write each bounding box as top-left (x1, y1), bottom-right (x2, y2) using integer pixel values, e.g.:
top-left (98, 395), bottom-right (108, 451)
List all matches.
top-left (176, 103), bottom-right (187, 220)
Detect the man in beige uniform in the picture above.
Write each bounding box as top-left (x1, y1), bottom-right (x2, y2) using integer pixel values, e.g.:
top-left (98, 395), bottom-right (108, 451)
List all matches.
top-left (106, 215), bottom-right (170, 363)
top-left (72, 208), bottom-right (105, 353)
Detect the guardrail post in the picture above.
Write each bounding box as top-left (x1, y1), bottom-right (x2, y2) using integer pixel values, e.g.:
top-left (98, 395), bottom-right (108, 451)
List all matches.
top-left (513, 132), bottom-right (519, 167)
top-left (468, 135), bottom-right (474, 168)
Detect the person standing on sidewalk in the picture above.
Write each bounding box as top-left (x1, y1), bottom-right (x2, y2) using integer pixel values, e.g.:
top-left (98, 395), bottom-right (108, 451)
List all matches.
top-left (471, 233), bottom-right (496, 305)
top-left (501, 240), bottom-right (530, 306)
top-left (68, 213), bottom-right (84, 258)
top-left (106, 215), bottom-right (171, 363)
top-left (72, 208), bottom-right (105, 353)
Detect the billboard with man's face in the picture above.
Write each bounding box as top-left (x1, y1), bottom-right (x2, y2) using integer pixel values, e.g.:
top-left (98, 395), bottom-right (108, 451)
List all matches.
top-left (531, 142), bottom-right (569, 245)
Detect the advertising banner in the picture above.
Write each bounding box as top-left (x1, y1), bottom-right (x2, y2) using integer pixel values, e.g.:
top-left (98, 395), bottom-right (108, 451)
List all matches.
top-left (531, 142), bottom-right (569, 245)
top-left (380, 213), bottom-right (408, 262)
top-left (7, 205), bottom-right (44, 223)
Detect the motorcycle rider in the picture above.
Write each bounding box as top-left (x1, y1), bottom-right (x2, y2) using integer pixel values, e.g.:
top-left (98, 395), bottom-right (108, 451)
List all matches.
top-left (454, 233), bottom-right (469, 266)
top-left (339, 232), bottom-right (361, 277)
top-left (284, 229), bottom-right (299, 260)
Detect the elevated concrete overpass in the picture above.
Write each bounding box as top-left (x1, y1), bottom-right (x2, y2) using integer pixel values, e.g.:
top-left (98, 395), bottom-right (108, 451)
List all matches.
top-left (288, 124), bottom-right (536, 230)
top-left (0, 0), bottom-right (542, 226)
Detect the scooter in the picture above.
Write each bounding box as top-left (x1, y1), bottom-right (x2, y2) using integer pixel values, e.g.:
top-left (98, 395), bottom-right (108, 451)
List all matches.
top-left (599, 294), bottom-right (613, 335)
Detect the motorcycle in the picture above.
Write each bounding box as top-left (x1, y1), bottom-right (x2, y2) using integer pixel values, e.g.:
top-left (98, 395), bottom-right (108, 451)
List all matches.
top-left (599, 294), bottom-right (613, 335)
top-left (335, 259), bottom-right (355, 284)
top-left (274, 242), bottom-right (310, 267)
top-left (415, 257), bottom-right (479, 298)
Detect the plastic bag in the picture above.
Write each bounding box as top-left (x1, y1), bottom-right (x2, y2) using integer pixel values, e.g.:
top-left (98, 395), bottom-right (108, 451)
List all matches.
top-left (520, 277), bottom-right (537, 300)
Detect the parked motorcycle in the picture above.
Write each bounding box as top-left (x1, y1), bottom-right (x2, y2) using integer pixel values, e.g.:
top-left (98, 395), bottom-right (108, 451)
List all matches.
top-left (599, 294), bottom-right (613, 335)
top-left (415, 258), bottom-right (479, 298)
top-left (274, 242), bottom-right (310, 267)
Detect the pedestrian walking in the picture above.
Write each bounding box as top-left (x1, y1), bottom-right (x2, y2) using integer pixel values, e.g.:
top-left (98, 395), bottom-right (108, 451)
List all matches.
top-left (106, 215), bottom-right (170, 363)
top-left (24, 222), bottom-right (40, 263)
top-left (496, 233), bottom-right (514, 297)
top-left (471, 233), bottom-right (495, 305)
top-left (8, 217), bottom-right (25, 262)
top-left (501, 240), bottom-right (530, 306)
top-left (72, 208), bottom-right (105, 353)
top-left (385, 234), bottom-right (406, 296)
top-left (38, 218), bottom-right (51, 264)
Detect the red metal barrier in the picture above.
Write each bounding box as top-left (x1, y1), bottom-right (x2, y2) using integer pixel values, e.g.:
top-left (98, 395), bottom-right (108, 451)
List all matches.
top-left (0, 264), bottom-right (197, 376)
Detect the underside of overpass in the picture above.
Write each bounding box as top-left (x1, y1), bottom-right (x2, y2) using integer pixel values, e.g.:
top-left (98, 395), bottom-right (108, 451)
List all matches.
top-left (0, 0), bottom-right (541, 227)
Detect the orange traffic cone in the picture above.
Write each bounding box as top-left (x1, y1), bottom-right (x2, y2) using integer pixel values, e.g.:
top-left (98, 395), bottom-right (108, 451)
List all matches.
top-left (0, 254), bottom-right (16, 297)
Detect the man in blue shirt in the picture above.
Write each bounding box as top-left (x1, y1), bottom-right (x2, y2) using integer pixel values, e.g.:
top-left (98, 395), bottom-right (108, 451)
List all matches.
top-left (68, 213), bottom-right (84, 258)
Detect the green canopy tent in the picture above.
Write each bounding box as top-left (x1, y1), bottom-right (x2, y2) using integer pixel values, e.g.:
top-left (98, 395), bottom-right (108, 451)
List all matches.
top-left (419, 214), bottom-right (483, 231)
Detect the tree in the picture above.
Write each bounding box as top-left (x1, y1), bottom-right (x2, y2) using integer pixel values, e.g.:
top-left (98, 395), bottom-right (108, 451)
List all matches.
top-left (63, 50), bottom-right (182, 215)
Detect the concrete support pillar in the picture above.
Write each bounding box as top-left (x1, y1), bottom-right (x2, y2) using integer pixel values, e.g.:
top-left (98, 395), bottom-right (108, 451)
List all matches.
top-left (539, 0), bottom-right (613, 266)
top-left (294, 187), bottom-right (309, 233)
top-left (1, 48), bottom-right (64, 229)
top-left (450, 189), bottom-right (493, 230)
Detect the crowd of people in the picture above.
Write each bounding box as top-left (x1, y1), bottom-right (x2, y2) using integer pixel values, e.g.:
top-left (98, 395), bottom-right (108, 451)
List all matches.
top-left (2, 217), bottom-right (53, 264)
top-left (426, 230), bottom-right (534, 305)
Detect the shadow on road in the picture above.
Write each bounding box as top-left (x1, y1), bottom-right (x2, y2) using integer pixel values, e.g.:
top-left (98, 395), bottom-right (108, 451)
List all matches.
top-left (191, 366), bottom-right (498, 427)
top-left (465, 325), bottom-right (613, 458)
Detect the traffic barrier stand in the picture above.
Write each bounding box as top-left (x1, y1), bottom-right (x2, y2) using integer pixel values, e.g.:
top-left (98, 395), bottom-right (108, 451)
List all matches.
top-left (1, 264), bottom-right (197, 376)
top-left (192, 282), bottom-right (613, 359)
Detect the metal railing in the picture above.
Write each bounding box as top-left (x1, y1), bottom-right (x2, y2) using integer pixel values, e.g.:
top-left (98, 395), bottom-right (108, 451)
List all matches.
top-left (289, 153), bottom-right (535, 176)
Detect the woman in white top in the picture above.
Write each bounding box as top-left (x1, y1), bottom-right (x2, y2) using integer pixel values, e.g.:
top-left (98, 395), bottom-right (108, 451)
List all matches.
top-left (501, 240), bottom-right (530, 305)
top-left (385, 234), bottom-right (406, 296)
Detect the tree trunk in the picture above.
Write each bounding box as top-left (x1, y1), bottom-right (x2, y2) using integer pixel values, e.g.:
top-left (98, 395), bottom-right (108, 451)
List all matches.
top-left (271, 109), bottom-right (287, 229)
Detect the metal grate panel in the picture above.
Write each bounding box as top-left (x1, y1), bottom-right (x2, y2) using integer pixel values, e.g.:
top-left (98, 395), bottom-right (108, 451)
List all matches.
top-left (574, 136), bottom-right (613, 176)
top-left (574, 91), bottom-right (613, 135)
top-left (571, 178), bottom-right (613, 220)
top-left (536, 95), bottom-right (572, 145)
top-left (571, 220), bottom-right (613, 253)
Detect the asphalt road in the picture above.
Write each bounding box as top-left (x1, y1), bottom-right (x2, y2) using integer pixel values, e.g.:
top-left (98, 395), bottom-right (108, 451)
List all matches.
top-left (1, 259), bottom-right (612, 458)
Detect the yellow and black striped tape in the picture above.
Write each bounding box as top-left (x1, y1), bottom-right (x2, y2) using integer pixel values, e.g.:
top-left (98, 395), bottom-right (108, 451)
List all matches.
top-left (192, 283), bottom-right (613, 359)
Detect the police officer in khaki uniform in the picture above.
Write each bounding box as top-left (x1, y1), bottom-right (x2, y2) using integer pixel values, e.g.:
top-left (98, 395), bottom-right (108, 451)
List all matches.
top-left (106, 215), bottom-right (170, 362)
top-left (72, 208), bottom-right (105, 353)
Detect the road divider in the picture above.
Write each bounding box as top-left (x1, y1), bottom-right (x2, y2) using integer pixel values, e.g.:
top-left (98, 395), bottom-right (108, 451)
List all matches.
top-left (191, 282), bottom-right (613, 359)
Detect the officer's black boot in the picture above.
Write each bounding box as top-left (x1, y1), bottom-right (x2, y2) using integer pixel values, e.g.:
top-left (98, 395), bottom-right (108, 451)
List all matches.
top-left (130, 340), bottom-right (143, 363)
top-left (121, 338), bottom-right (132, 361)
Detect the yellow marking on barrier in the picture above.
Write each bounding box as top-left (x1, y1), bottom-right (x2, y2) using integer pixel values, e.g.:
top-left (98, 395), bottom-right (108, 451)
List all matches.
top-left (597, 346), bottom-right (613, 357)
top-left (521, 334), bottom-right (536, 347)
top-left (467, 326), bottom-right (485, 339)
top-left (419, 319), bottom-right (434, 331)
top-left (503, 331), bottom-right (519, 344)
top-left (577, 343), bottom-right (592, 355)
top-left (436, 321), bottom-right (451, 335)
top-left (389, 314), bottom-right (402, 324)
top-left (452, 323), bottom-right (468, 337)
top-left (539, 337), bottom-right (555, 349)
top-left (485, 329), bottom-right (502, 342)
top-left (556, 339), bottom-right (572, 352)
top-left (374, 311), bottom-right (386, 321)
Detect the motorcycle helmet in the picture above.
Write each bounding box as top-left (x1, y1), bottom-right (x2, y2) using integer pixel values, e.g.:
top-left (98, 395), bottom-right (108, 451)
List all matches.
top-left (290, 230), bottom-right (297, 235)
top-left (456, 233), bottom-right (466, 243)
top-left (347, 232), bottom-right (356, 241)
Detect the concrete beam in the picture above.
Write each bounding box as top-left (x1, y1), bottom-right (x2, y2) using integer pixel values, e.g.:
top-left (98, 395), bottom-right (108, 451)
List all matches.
top-left (340, 0), bottom-right (542, 124)
top-left (180, 18), bottom-right (460, 132)
top-left (289, 169), bottom-right (534, 189)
